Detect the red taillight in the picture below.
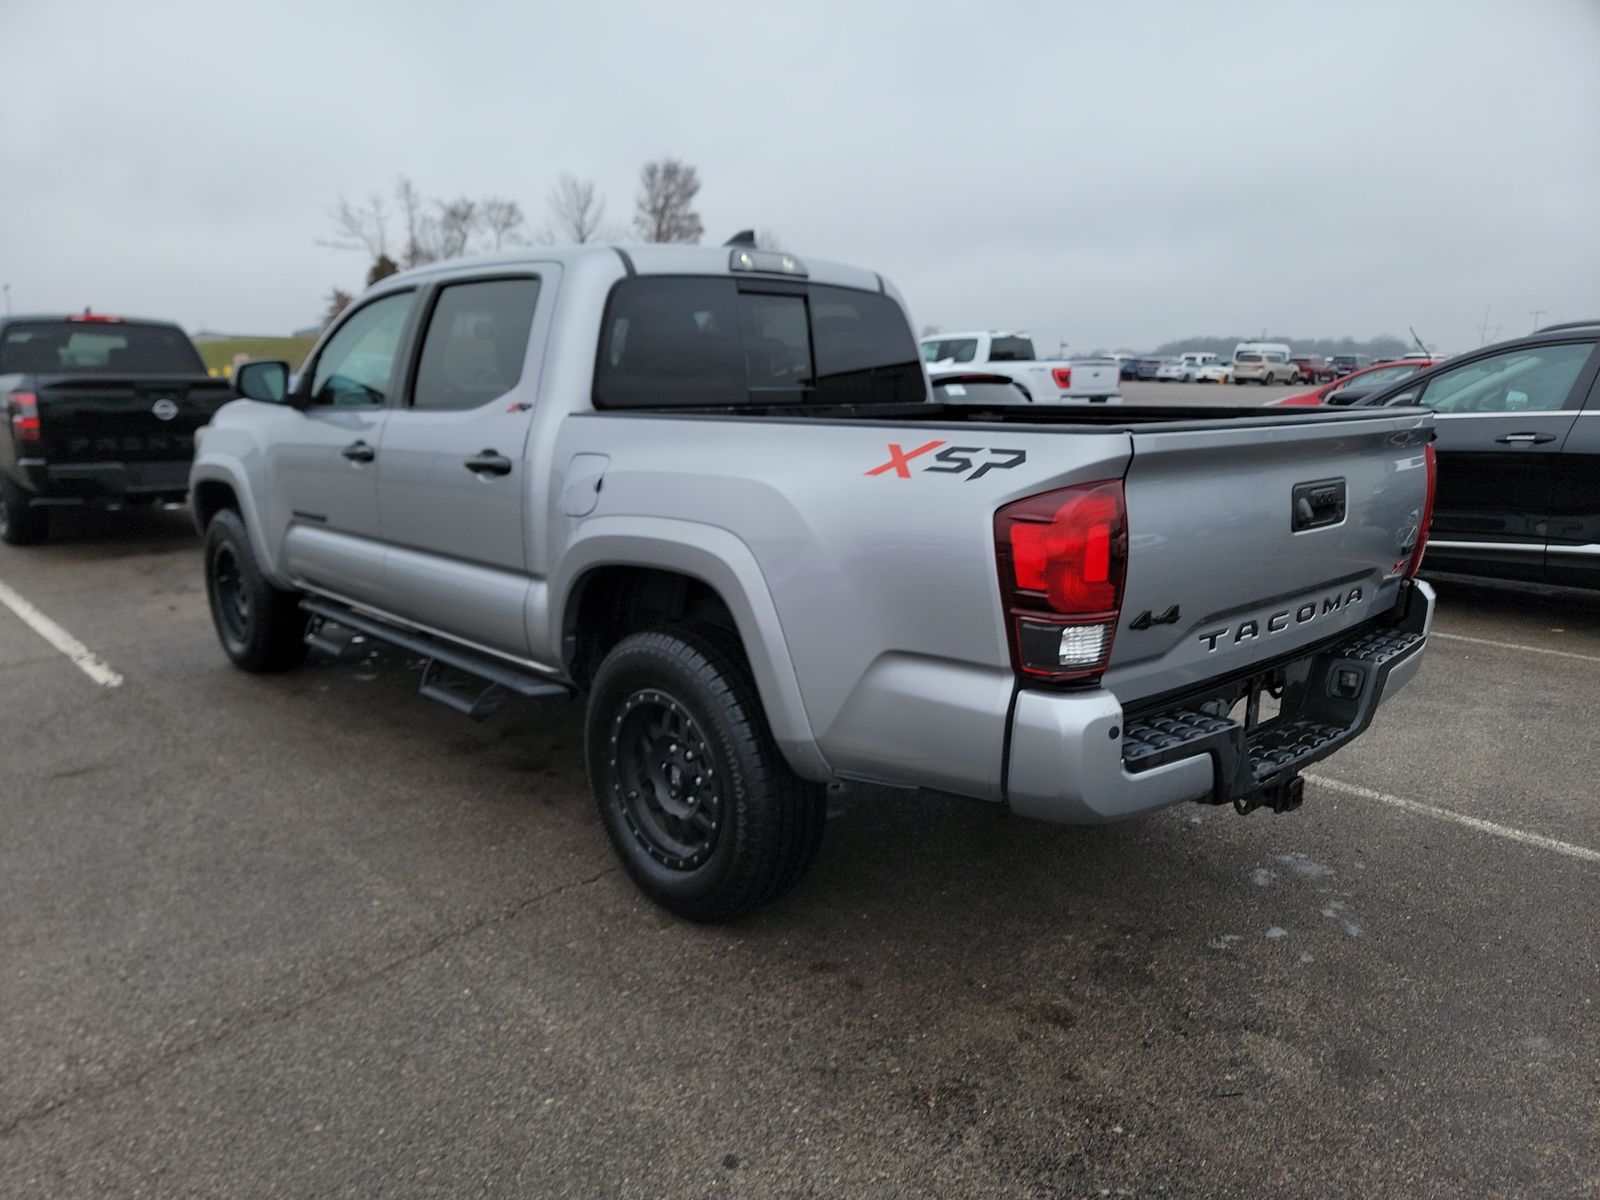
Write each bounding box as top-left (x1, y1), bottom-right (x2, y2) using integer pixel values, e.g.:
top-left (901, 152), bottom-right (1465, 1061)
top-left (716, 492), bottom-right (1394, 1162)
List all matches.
top-left (1403, 442), bottom-right (1437, 580)
top-left (9, 391), bottom-right (40, 442)
top-left (995, 480), bottom-right (1128, 682)
top-left (1051, 366), bottom-right (1072, 390)
top-left (69, 308), bottom-right (122, 323)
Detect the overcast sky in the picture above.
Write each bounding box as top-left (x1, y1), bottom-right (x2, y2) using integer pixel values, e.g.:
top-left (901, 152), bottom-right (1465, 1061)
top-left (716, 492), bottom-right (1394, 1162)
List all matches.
top-left (2, 0), bottom-right (1596, 353)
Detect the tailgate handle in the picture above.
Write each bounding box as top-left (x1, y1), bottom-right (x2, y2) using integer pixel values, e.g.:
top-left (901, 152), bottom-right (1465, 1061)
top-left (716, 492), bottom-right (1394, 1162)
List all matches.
top-left (1292, 478), bottom-right (1346, 532)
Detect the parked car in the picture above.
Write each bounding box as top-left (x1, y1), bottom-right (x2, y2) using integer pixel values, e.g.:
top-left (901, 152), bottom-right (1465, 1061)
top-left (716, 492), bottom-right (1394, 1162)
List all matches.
top-left (1193, 360), bottom-right (1233, 383)
top-left (0, 312), bottom-right (230, 544)
top-left (1164, 351), bottom-right (1222, 381)
top-left (1291, 356), bottom-right (1335, 384)
top-left (1270, 359), bottom-right (1444, 408)
top-left (1357, 323), bottom-right (1599, 591)
top-left (192, 244), bottom-right (1436, 920)
top-left (1155, 358), bottom-right (1190, 382)
top-left (1328, 354), bottom-right (1367, 378)
top-left (1231, 349), bottom-right (1297, 385)
top-left (1135, 357), bottom-right (1165, 381)
top-left (1113, 354), bottom-right (1146, 381)
top-left (921, 331), bottom-right (1120, 403)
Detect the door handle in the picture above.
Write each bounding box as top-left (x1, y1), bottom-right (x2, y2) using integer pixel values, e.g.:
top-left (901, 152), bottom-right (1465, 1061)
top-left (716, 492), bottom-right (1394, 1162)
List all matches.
top-left (464, 449), bottom-right (513, 477)
top-left (1494, 432), bottom-right (1555, 444)
top-left (341, 440), bottom-right (376, 463)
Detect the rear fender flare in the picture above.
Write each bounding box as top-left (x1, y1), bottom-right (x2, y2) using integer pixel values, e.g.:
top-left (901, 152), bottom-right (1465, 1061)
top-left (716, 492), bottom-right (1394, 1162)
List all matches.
top-left (551, 516), bottom-right (829, 782)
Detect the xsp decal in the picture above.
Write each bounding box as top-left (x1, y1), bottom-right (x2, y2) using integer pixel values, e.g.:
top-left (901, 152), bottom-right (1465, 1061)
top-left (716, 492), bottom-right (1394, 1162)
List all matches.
top-left (866, 442), bottom-right (1027, 481)
top-left (865, 440), bottom-right (946, 478)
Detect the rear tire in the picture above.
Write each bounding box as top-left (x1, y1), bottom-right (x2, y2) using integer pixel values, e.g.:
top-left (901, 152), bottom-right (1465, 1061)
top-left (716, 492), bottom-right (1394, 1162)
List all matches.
top-left (0, 474), bottom-right (49, 546)
top-left (586, 626), bottom-right (826, 923)
top-left (203, 507), bottom-right (308, 672)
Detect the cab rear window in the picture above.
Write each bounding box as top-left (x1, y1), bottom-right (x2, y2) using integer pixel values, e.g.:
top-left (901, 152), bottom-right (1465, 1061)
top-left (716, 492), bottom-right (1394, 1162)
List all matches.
top-left (594, 277), bottom-right (924, 409)
top-left (0, 321), bottom-right (204, 374)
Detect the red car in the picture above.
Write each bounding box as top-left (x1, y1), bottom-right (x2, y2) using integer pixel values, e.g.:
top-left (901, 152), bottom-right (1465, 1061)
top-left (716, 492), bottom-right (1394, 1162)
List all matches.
top-left (1290, 356), bottom-right (1335, 384)
top-left (1270, 358), bottom-right (1444, 406)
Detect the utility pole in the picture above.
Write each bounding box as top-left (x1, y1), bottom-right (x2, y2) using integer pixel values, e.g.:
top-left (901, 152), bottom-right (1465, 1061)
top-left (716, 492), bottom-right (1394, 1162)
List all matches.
top-left (1475, 307), bottom-right (1500, 346)
top-left (1530, 309), bottom-right (1546, 331)
top-left (2, 284), bottom-right (9, 315)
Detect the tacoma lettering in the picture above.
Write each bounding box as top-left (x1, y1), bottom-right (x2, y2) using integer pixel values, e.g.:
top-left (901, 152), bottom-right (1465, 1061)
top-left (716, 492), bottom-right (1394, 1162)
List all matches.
top-left (1197, 587), bottom-right (1365, 653)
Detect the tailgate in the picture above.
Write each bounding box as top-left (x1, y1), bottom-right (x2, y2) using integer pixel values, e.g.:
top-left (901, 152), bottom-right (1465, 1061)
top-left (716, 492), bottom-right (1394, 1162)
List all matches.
top-left (34, 375), bottom-right (231, 462)
top-left (1062, 361), bottom-right (1119, 397)
top-left (1104, 411), bottom-right (1432, 704)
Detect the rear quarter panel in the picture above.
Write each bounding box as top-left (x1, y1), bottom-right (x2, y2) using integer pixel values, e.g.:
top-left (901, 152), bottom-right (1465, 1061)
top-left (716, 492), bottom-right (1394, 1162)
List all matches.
top-left (550, 413), bottom-right (1132, 795)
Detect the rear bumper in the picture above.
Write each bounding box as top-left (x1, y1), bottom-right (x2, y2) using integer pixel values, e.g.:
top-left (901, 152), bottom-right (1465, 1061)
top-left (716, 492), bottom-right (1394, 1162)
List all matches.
top-left (14, 459), bottom-right (191, 503)
top-left (1005, 580), bottom-right (1435, 823)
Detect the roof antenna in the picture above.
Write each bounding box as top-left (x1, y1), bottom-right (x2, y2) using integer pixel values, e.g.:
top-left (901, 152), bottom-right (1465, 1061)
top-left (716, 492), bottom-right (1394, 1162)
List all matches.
top-left (1408, 326), bottom-right (1428, 354)
top-left (723, 230), bottom-right (757, 248)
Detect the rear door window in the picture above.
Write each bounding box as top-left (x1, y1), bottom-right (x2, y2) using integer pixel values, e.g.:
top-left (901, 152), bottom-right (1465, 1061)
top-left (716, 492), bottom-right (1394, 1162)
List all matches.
top-left (921, 338), bottom-right (978, 364)
top-left (411, 278), bottom-right (541, 411)
top-left (595, 277), bottom-right (924, 409)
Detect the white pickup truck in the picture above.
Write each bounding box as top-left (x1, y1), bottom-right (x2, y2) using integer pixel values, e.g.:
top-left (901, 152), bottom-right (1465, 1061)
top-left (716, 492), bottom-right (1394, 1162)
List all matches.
top-left (920, 331), bottom-right (1121, 403)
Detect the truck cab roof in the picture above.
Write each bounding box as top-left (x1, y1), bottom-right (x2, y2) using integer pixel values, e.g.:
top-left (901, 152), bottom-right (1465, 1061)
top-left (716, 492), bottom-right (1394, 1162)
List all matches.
top-left (380, 243), bottom-right (890, 298)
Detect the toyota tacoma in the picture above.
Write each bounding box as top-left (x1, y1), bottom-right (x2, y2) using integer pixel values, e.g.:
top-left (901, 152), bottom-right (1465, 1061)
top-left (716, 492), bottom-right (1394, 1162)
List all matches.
top-left (190, 244), bottom-right (1437, 920)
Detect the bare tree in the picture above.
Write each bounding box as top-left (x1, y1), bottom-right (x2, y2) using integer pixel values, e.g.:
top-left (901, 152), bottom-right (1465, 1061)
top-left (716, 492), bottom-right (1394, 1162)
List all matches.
top-left (543, 175), bottom-right (611, 244)
top-left (322, 192), bottom-right (390, 259)
top-left (432, 197), bottom-right (479, 259)
top-left (633, 158), bottom-right (703, 244)
top-left (920, 324), bottom-right (941, 337)
top-left (394, 176), bottom-right (432, 267)
top-left (480, 197), bottom-right (527, 251)
top-left (755, 229), bottom-right (786, 251)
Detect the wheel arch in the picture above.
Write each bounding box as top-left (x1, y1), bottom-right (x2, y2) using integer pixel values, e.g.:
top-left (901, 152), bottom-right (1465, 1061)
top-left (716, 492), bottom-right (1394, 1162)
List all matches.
top-left (551, 518), bottom-right (829, 782)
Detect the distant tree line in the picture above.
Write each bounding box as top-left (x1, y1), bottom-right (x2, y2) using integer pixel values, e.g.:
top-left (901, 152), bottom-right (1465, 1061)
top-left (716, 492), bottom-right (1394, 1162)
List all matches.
top-left (319, 159), bottom-right (781, 326)
top-left (1140, 334), bottom-right (1415, 359)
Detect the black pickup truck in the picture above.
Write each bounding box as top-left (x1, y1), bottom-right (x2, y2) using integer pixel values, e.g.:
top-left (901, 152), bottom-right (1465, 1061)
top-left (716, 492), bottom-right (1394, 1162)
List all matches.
top-left (0, 314), bottom-right (231, 544)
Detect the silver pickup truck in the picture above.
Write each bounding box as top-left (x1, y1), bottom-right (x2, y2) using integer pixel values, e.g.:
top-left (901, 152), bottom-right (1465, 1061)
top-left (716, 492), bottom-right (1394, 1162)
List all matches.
top-left (191, 244), bottom-right (1436, 920)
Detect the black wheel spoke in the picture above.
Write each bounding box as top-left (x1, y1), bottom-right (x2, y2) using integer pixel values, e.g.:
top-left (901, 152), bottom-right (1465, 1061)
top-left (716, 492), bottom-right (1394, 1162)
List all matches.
top-left (608, 690), bottom-right (723, 871)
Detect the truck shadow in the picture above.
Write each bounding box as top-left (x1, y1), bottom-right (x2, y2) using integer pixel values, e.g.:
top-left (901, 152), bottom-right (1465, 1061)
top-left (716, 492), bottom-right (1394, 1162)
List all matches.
top-left (1425, 576), bottom-right (1600, 630)
top-left (30, 505), bottom-right (198, 555)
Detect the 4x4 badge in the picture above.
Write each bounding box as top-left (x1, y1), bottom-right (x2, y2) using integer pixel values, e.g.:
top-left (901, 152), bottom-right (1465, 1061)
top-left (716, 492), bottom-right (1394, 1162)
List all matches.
top-left (1129, 605), bottom-right (1180, 631)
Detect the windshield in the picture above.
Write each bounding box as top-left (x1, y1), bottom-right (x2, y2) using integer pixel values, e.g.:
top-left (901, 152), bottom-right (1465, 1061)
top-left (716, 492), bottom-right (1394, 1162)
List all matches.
top-left (0, 321), bottom-right (204, 374)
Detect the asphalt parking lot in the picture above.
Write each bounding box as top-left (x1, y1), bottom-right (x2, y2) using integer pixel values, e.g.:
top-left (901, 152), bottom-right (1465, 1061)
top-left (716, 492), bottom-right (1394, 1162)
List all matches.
top-left (2, 478), bottom-right (1597, 1196)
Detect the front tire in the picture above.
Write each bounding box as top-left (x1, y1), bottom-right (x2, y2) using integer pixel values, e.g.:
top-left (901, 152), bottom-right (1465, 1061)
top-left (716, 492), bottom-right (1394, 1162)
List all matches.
top-left (0, 474), bottom-right (49, 546)
top-left (203, 507), bottom-right (308, 672)
top-left (586, 627), bottom-right (826, 922)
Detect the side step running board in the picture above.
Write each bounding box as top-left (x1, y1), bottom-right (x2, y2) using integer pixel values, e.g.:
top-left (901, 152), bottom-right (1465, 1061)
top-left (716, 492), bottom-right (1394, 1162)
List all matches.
top-left (301, 597), bottom-right (572, 719)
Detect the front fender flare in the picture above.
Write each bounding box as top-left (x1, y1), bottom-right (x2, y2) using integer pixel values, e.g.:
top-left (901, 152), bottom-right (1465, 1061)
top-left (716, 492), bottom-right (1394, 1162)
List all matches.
top-left (189, 459), bottom-right (286, 586)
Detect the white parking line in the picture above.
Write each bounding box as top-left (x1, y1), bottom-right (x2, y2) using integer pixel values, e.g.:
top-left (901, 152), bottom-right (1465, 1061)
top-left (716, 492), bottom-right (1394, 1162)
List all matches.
top-left (0, 578), bottom-right (124, 688)
top-left (1306, 774), bottom-right (1600, 866)
top-left (1431, 631), bottom-right (1600, 665)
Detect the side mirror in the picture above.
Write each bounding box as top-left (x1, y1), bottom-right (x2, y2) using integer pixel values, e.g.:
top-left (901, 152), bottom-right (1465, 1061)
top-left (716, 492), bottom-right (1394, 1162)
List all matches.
top-left (234, 359), bottom-right (291, 404)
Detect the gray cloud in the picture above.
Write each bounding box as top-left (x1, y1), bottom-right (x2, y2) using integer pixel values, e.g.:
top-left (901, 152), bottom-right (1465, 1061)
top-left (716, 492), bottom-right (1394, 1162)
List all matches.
top-left (2, 0), bottom-right (1595, 353)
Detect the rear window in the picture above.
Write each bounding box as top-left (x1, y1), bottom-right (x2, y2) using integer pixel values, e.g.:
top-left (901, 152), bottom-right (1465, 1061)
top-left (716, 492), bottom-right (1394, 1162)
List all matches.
top-left (1236, 352), bottom-right (1262, 363)
top-left (0, 321), bottom-right (204, 374)
top-left (988, 336), bottom-right (1035, 362)
top-left (595, 277), bottom-right (924, 409)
